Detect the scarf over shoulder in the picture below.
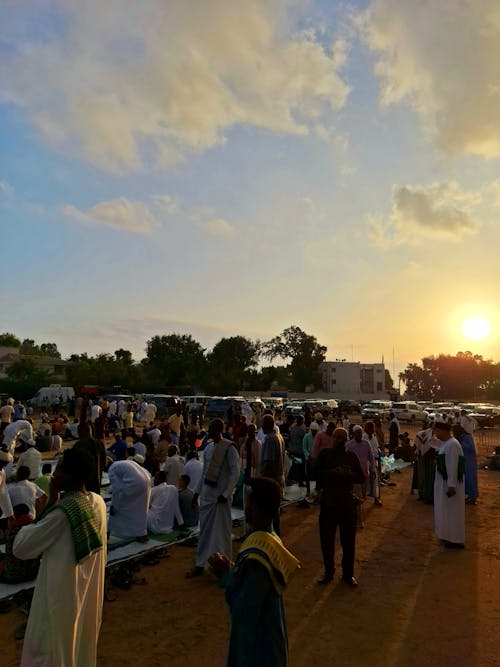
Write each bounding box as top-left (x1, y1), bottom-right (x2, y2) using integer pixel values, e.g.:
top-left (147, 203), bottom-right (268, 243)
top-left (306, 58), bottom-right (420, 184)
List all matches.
top-left (236, 530), bottom-right (299, 595)
top-left (49, 491), bottom-right (103, 563)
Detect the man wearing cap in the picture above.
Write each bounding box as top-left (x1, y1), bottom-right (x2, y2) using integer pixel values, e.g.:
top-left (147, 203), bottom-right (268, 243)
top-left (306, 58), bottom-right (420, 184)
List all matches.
top-left (2, 419), bottom-right (34, 457)
top-left (17, 439), bottom-right (42, 481)
top-left (311, 421), bottom-right (335, 460)
top-left (412, 417), bottom-right (438, 504)
top-left (433, 416), bottom-right (465, 548)
top-left (311, 412), bottom-right (327, 432)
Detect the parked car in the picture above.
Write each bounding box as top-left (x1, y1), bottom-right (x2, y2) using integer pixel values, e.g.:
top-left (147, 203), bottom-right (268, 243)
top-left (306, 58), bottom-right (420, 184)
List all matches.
top-left (284, 402), bottom-right (304, 417)
top-left (391, 401), bottom-right (428, 423)
top-left (262, 397), bottom-right (285, 412)
top-left (361, 400), bottom-right (393, 420)
top-left (180, 395), bottom-right (211, 412)
top-left (339, 400), bottom-right (361, 414)
top-left (145, 394), bottom-right (180, 419)
top-left (205, 397), bottom-right (245, 421)
top-left (468, 405), bottom-right (500, 428)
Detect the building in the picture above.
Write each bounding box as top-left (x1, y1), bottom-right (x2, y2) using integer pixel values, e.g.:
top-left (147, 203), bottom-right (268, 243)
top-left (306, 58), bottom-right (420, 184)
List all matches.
top-left (321, 361), bottom-right (387, 400)
top-left (0, 348), bottom-right (68, 381)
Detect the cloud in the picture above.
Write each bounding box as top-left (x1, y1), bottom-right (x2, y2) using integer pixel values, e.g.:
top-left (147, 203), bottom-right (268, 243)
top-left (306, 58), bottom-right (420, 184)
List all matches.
top-left (0, 180), bottom-right (14, 196)
top-left (61, 198), bottom-right (161, 234)
top-left (204, 218), bottom-right (235, 236)
top-left (366, 181), bottom-right (481, 247)
top-left (489, 180), bottom-right (500, 207)
top-left (151, 194), bottom-right (178, 214)
top-left (358, 0), bottom-right (500, 158)
top-left (1, 1), bottom-right (350, 173)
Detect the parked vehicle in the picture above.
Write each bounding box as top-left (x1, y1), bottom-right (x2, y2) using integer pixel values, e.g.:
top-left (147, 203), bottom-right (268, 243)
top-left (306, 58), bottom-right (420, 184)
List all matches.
top-left (284, 401), bottom-right (304, 417)
top-left (468, 405), bottom-right (500, 428)
top-left (205, 397), bottom-right (245, 421)
top-left (145, 394), bottom-right (180, 419)
top-left (361, 400), bottom-right (393, 420)
top-left (391, 401), bottom-right (428, 423)
top-left (262, 397), bottom-right (285, 412)
top-left (180, 395), bottom-right (211, 412)
top-left (29, 385), bottom-right (75, 408)
top-left (339, 399), bottom-right (361, 414)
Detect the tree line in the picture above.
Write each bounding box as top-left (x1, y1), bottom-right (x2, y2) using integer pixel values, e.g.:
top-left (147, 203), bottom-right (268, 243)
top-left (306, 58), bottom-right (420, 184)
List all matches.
top-left (0, 327), bottom-right (328, 397)
top-left (400, 351), bottom-right (500, 400)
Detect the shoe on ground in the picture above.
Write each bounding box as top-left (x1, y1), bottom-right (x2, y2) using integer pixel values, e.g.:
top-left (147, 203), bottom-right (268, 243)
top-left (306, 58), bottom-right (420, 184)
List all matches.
top-left (443, 541), bottom-right (465, 549)
top-left (317, 573), bottom-right (334, 585)
top-left (342, 576), bottom-right (358, 587)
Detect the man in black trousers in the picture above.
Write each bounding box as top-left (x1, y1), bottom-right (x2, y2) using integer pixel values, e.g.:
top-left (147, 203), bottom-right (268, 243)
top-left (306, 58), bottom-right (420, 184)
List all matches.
top-left (315, 427), bottom-right (365, 587)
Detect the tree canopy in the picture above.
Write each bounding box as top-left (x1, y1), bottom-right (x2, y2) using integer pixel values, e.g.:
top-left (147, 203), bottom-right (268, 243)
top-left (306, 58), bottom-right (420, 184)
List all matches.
top-left (400, 351), bottom-right (500, 400)
top-left (145, 334), bottom-right (207, 390)
top-left (262, 325), bottom-right (327, 391)
top-left (0, 332), bottom-right (21, 347)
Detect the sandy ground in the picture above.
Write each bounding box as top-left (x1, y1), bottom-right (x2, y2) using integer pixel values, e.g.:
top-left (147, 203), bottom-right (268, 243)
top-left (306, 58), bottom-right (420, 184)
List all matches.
top-left (1, 428), bottom-right (499, 667)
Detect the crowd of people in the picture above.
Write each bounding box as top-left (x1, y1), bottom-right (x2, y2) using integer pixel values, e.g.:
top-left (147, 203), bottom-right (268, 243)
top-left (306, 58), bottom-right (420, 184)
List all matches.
top-left (0, 393), bottom-right (478, 666)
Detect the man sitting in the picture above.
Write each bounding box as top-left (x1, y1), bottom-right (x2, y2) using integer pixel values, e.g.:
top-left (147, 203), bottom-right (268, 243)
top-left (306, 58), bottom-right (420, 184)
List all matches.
top-left (147, 471), bottom-right (184, 534)
top-left (108, 458), bottom-right (151, 542)
top-left (178, 474), bottom-right (199, 528)
top-left (8, 465), bottom-right (47, 519)
top-left (0, 503), bottom-right (40, 583)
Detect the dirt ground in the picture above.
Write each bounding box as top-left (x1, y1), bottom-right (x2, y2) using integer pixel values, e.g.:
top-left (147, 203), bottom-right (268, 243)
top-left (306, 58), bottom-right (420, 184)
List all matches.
top-left (1, 429), bottom-right (499, 667)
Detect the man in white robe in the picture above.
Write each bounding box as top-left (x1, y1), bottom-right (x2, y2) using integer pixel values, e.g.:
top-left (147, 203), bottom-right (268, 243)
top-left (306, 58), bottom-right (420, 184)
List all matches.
top-left (187, 419), bottom-right (240, 577)
top-left (147, 470), bottom-right (184, 533)
top-left (13, 448), bottom-right (107, 667)
top-left (108, 459), bottom-right (151, 541)
top-left (433, 417), bottom-right (465, 548)
top-left (0, 450), bottom-right (14, 524)
top-left (2, 420), bottom-right (34, 456)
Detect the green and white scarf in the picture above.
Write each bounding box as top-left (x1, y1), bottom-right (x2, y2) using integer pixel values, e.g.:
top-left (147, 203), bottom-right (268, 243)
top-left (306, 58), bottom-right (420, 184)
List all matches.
top-left (50, 491), bottom-right (103, 563)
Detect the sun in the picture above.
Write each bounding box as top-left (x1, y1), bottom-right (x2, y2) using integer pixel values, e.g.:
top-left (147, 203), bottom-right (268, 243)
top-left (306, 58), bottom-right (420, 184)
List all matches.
top-left (461, 317), bottom-right (491, 341)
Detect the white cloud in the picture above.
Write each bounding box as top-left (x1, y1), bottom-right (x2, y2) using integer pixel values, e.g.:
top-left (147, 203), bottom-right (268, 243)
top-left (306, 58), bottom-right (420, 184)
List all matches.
top-left (204, 218), bottom-right (235, 236)
top-left (489, 180), bottom-right (500, 207)
top-left (358, 0), bottom-right (500, 158)
top-left (61, 198), bottom-right (161, 234)
top-left (0, 180), bottom-right (13, 196)
top-left (151, 194), bottom-right (178, 214)
top-left (1, 1), bottom-right (350, 173)
top-left (366, 181), bottom-right (481, 247)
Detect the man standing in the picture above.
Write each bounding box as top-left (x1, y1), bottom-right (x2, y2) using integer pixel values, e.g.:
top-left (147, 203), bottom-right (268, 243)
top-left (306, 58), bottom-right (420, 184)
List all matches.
top-left (412, 418), bottom-right (437, 503)
top-left (167, 405), bottom-right (184, 446)
top-left (311, 421), bottom-right (335, 460)
top-left (457, 410), bottom-right (478, 504)
top-left (187, 419), bottom-right (240, 577)
top-left (288, 415), bottom-right (307, 486)
top-left (388, 412), bottom-right (400, 456)
top-left (363, 421), bottom-right (383, 506)
top-left (13, 448), bottom-right (107, 667)
top-left (315, 428), bottom-right (365, 586)
top-left (108, 458), bottom-right (152, 542)
top-left (209, 477), bottom-right (299, 667)
top-left (260, 414), bottom-right (285, 535)
top-left (434, 417), bottom-right (465, 548)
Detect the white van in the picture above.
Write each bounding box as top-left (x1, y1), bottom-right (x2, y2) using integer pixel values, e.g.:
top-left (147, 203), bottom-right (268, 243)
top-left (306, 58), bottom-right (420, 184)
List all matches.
top-left (29, 385), bottom-right (75, 407)
top-left (392, 401), bottom-right (428, 423)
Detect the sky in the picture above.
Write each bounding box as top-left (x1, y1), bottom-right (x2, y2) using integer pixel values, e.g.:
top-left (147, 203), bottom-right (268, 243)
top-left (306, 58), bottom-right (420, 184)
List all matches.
top-left (1, 0), bottom-right (499, 378)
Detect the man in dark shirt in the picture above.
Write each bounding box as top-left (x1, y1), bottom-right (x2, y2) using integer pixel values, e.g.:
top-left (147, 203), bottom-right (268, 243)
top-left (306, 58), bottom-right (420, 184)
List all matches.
top-left (315, 427), bottom-right (365, 587)
top-left (107, 432), bottom-right (128, 461)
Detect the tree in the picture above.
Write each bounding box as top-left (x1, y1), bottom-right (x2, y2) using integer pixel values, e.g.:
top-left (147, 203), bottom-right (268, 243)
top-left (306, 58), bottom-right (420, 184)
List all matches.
top-left (144, 334), bottom-right (206, 389)
top-left (6, 357), bottom-right (48, 385)
top-left (0, 333), bottom-right (21, 347)
top-left (115, 348), bottom-right (133, 365)
top-left (262, 326), bottom-right (327, 391)
top-left (207, 336), bottom-right (260, 393)
top-left (39, 343), bottom-right (61, 358)
top-left (400, 352), bottom-right (499, 400)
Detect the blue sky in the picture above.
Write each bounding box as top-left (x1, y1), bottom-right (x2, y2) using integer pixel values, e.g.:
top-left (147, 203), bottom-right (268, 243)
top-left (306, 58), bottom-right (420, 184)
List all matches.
top-left (1, 0), bottom-right (499, 376)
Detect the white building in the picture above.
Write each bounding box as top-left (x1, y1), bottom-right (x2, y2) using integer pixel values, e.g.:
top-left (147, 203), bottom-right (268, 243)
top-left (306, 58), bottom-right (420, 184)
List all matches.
top-left (321, 361), bottom-right (387, 400)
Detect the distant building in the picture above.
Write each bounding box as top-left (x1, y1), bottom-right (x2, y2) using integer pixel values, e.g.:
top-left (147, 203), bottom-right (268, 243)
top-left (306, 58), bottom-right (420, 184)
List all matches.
top-left (0, 348), bottom-right (68, 381)
top-left (321, 361), bottom-right (387, 400)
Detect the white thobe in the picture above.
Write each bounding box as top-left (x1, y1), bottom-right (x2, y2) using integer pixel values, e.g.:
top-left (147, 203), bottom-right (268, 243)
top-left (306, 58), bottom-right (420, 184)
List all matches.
top-left (0, 468), bottom-right (13, 519)
top-left (144, 403), bottom-right (157, 423)
top-left (147, 483), bottom-right (184, 533)
top-left (184, 458), bottom-right (203, 491)
top-left (108, 401), bottom-right (117, 416)
top-left (8, 479), bottom-right (45, 519)
top-left (164, 455), bottom-right (184, 486)
top-left (108, 460), bottom-right (151, 538)
top-left (18, 447), bottom-right (42, 480)
top-left (434, 437), bottom-right (465, 544)
top-left (13, 492), bottom-right (107, 667)
top-left (2, 420), bottom-right (34, 455)
top-left (195, 439), bottom-right (240, 568)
